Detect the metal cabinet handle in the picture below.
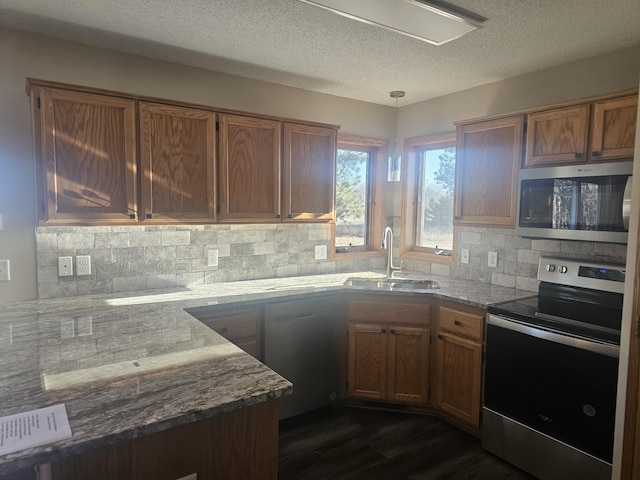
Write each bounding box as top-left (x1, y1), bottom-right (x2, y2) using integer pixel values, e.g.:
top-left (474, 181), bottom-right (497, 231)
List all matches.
top-left (390, 329), bottom-right (395, 334)
top-left (575, 152), bottom-right (583, 159)
top-left (454, 320), bottom-right (462, 326)
top-left (592, 151), bottom-right (601, 157)
top-left (129, 214), bottom-right (136, 219)
top-left (381, 328), bottom-right (387, 334)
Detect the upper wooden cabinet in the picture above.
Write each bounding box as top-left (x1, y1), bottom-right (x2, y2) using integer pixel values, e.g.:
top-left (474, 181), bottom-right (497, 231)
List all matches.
top-left (524, 94), bottom-right (637, 167)
top-left (140, 103), bottom-right (217, 223)
top-left (454, 115), bottom-right (524, 227)
top-left (283, 123), bottom-right (336, 221)
top-left (33, 87), bottom-right (138, 224)
top-left (28, 79), bottom-right (339, 226)
top-left (591, 95), bottom-right (638, 161)
top-left (218, 114), bottom-right (282, 222)
top-left (524, 105), bottom-right (589, 166)
top-left (218, 115), bottom-right (337, 223)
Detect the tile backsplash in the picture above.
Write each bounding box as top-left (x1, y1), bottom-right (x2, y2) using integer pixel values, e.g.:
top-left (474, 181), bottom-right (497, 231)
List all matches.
top-left (35, 224), bottom-right (384, 299)
top-left (401, 225), bottom-right (628, 292)
top-left (35, 224), bottom-right (628, 298)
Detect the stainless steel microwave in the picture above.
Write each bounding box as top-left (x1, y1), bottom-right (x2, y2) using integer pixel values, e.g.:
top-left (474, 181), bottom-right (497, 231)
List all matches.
top-left (516, 162), bottom-right (633, 244)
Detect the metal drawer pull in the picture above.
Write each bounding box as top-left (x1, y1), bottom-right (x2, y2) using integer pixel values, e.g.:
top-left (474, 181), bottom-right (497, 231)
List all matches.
top-left (454, 320), bottom-right (462, 326)
top-left (390, 329), bottom-right (395, 334)
top-left (381, 328), bottom-right (387, 334)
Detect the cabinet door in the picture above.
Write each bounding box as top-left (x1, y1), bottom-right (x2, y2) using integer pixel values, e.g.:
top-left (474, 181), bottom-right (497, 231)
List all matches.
top-left (454, 116), bottom-right (523, 227)
top-left (387, 326), bottom-right (430, 405)
top-left (219, 114), bottom-right (281, 221)
top-left (434, 331), bottom-right (482, 428)
top-left (524, 105), bottom-right (589, 166)
top-left (591, 95), bottom-right (638, 161)
top-left (38, 87), bottom-right (138, 224)
top-left (195, 308), bottom-right (261, 360)
top-left (140, 103), bottom-right (216, 223)
top-left (347, 323), bottom-right (388, 400)
top-left (283, 123), bottom-right (336, 221)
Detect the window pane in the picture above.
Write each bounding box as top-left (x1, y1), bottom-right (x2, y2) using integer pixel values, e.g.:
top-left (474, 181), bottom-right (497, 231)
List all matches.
top-left (336, 149), bottom-right (370, 247)
top-left (416, 147), bottom-right (455, 250)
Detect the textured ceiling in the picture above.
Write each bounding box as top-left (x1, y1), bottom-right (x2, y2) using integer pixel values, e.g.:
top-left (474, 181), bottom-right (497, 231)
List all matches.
top-left (1, 0), bottom-right (639, 106)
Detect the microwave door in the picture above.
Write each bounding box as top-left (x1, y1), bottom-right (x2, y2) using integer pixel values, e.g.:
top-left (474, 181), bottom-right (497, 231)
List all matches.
top-left (516, 161), bottom-right (633, 244)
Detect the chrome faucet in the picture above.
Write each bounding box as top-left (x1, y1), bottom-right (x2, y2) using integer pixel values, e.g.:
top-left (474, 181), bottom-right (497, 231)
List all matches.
top-left (381, 227), bottom-right (402, 278)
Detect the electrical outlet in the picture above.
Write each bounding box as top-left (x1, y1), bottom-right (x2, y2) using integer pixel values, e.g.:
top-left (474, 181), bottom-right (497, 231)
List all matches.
top-left (460, 249), bottom-right (470, 265)
top-left (58, 256), bottom-right (73, 277)
top-left (314, 244), bottom-right (327, 260)
top-left (488, 251), bottom-right (498, 268)
top-left (76, 255), bottom-right (91, 276)
top-left (207, 249), bottom-right (219, 267)
top-left (0, 259), bottom-right (10, 282)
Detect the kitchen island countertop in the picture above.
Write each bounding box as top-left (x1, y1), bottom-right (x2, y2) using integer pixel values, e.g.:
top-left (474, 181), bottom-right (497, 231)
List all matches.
top-left (0, 270), bottom-right (534, 475)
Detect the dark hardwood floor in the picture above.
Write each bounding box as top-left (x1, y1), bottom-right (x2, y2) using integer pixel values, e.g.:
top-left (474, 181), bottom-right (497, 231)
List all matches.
top-left (278, 406), bottom-right (535, 480)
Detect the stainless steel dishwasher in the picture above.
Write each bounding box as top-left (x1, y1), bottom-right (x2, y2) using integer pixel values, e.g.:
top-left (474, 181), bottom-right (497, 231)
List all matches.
top-left (263, 295), bottom-right (341, 419)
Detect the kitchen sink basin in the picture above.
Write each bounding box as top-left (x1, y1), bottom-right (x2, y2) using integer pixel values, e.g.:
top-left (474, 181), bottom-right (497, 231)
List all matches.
top-left (344, 278), bottom-right (439, 290)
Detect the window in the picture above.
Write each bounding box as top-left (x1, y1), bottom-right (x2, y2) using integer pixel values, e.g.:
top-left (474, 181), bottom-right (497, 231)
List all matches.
top-left (336, 148), bottom-right (370, 248)
top-left (400, 132), bottom-right (457, 262)
top-left (333, 135), bottom-right (387, 257)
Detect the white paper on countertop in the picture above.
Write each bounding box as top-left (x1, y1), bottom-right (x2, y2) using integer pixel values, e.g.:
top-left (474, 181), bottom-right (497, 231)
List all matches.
top-left (0, 404), bottom-right (72, 456)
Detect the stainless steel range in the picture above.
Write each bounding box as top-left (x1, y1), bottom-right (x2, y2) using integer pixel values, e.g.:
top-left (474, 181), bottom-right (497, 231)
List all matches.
top-left (483, 256), bottom-right (625, 480)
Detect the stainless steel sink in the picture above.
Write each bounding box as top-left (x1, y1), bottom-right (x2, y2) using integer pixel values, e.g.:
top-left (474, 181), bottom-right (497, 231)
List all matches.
top-left (344, 278), bottom-right (439, 290)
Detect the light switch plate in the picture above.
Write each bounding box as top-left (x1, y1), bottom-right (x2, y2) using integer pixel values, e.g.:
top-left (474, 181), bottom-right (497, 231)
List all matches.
top-left (58, 256), bottom-right (73, 277)
top-left (488, 251), bottom-right (498, 268)
top-left (0, 259), bottom-right (9, 282)
top-left (76, 255), bottom-right (91, 276)
top-left (315, 244), bottom-right (327, 260)
top-left (460, 248), bottom-right (470, 265)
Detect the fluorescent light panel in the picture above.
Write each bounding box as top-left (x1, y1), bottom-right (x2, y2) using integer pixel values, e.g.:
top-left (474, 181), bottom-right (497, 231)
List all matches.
top-left (299, 0), bottom-right (484, 45)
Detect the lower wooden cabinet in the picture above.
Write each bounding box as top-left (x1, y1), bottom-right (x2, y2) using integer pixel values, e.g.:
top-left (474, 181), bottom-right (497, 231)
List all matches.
top-left (45, 399), bottom-right (280, 480)
top-left (432, 302), bottom-right (484, 429)
top-left (191, 307), bottom-right (261, 360)
top-left (347, 294), bottom-right (431, 406)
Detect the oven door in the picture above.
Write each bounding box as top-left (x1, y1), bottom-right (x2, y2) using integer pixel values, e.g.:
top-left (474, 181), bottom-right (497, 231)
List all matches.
top-left (484, 314), bottom-right (619, 463)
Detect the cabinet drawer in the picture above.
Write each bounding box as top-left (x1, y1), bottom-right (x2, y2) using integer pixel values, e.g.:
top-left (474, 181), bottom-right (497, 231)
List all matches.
top-left (349, 296), bottom-right (430, 326)
top-left (437, 305), bottom-right (483, 340)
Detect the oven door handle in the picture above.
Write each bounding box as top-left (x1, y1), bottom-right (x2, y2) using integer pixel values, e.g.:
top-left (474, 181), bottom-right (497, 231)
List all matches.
top-left (487, 314), bottom-right (619, 358)
top-left (623, 175), bottom-right (632, 231)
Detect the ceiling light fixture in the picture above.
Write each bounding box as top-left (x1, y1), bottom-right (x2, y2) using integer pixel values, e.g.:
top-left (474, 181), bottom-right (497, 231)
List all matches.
top-left (388, 90), bottom-right (405, 182)
top-left (298, 0), bottom-right (486, 45)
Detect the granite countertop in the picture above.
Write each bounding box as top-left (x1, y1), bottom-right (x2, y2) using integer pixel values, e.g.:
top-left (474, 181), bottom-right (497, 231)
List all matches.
top-left (0, 270), bottom-right (534, 475)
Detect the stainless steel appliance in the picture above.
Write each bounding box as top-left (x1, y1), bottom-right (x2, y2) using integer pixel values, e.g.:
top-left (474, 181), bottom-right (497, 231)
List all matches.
top-left (263, 296), bottom-right (340, 419)
top-left (483, 256), bottom-right (625, 480)
top-left (516, 161), bottom-right (633, 243)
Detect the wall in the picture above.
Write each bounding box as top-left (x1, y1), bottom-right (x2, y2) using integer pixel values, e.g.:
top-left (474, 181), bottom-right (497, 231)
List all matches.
top-left (392, 45), bottom-right (640, 290)
top-left (612, 71), bottom-right (640, 479)
top-left (0, 27), bottom-right (395, 302)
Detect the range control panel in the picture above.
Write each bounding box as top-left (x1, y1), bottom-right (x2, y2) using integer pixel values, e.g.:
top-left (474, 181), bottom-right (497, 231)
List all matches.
top-left (537, 256), bottom-right (625, 294)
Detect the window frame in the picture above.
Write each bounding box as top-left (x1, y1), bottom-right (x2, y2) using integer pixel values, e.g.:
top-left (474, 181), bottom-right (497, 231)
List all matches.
top-left (400, 131), bottom-right (457, 264)
top-left (332, 134), bottom-right (387, 260)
